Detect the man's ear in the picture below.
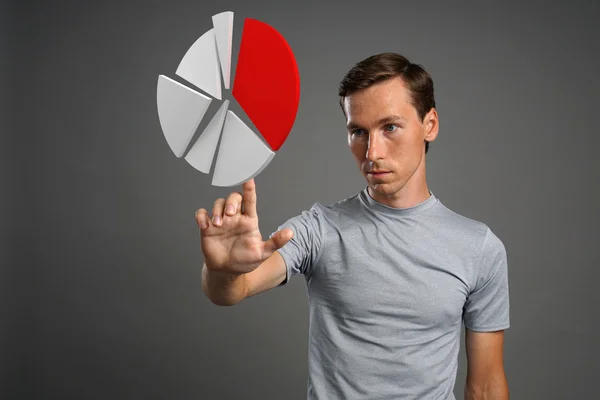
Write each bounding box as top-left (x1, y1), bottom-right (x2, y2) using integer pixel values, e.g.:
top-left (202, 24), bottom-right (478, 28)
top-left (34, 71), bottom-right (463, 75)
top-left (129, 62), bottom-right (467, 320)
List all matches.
top-left (424, 108), bottom-right (439, 143)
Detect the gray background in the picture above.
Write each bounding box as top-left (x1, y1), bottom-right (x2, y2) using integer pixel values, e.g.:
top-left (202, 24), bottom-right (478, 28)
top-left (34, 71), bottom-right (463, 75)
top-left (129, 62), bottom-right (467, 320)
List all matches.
top-left (4, 0), bottom-right (600, 398)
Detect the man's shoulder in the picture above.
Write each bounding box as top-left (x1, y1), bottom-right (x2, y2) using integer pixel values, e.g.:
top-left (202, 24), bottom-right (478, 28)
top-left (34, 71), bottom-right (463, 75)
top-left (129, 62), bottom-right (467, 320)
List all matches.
top-left (428, 199), bottom-right (497, 246)
top-left (423, 201), bottom-right (508, 279)
top-left (304, 191), bottom-right (364, 216)
top-left (278, 191), bottom-right (363, 232)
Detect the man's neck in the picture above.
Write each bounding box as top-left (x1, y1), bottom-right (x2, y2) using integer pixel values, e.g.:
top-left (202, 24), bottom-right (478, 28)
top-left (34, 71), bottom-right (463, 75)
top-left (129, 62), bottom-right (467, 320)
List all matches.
top-left (367, 156), bottom-right (430, 209)
top-left (367, 183), bottom-right (431, 209)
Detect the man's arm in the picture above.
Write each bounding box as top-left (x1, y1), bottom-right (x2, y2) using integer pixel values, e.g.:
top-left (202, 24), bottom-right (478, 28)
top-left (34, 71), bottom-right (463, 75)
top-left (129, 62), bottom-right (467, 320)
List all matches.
top-left (464, 329), bottom-right (509, 400)
top-left (197, 178), bottom-right (293, 307)
top-left (202, 250), bottom-right (287, 306)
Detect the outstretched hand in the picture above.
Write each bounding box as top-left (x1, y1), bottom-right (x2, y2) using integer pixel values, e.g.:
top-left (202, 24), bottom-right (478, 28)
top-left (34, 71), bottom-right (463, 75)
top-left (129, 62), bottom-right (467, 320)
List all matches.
top-left (195, 179), bottom-right (293, 275)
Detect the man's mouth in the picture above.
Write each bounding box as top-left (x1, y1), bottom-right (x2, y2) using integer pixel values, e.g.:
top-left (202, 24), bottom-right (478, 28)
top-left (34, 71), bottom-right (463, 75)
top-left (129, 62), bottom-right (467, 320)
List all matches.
top-left (367, 170), bottom-right (391, 176)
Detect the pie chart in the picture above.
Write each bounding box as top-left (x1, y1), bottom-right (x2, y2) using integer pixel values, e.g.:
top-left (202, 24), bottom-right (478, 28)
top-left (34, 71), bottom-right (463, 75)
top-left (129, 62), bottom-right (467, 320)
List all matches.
top-left (156, 11), bottom-right (300, 187)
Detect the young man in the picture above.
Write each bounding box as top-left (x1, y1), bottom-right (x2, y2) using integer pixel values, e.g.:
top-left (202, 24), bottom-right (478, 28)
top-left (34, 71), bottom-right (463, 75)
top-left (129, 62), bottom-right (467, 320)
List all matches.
top-left (196, 53), bottom-right (510, 399)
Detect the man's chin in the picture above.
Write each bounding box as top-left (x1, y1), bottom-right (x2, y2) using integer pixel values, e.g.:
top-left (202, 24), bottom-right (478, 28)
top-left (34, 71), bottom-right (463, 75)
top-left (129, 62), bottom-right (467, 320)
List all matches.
top-left (368, 182), bottom-right (394, 196)
top-left (368, 180), bottom-right (406, 196)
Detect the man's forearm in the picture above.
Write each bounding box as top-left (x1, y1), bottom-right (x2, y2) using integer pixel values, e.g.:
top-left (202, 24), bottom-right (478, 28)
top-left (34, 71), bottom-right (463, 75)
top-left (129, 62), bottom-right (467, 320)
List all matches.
top-left (464, 374), bottom-right (509, 399)
top-left (202, 263), bottom-right (248, 306)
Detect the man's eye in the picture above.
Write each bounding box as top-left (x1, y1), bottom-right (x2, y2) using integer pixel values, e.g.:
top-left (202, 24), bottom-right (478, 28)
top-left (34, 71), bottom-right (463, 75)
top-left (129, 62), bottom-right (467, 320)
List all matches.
top-left (353, 129), bottom-right (365, 136)
top-left (385, 124), bottom-right (398, 132)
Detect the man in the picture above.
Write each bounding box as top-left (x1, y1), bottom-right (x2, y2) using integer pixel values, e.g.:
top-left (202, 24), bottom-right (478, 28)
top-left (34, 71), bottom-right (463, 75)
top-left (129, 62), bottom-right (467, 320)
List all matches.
top-left (196, 53), bottom-right (510, 399)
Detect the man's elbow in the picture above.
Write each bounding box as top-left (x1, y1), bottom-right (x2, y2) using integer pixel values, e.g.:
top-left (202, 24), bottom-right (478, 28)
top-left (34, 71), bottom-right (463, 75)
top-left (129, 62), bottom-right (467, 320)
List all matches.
top-left (465, 374), bottom-right (509, 399)
top-left (204, 292), bottom-right (246, 306)
top-left (207, 296), bottom-right (239, 306)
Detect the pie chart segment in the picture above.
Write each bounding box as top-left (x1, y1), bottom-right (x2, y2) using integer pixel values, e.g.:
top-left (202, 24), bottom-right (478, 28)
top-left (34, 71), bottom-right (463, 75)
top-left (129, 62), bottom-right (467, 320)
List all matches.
top-left (156, 75), bottom-right (212, 158)
top-left (184, 99), bottom-right (230, 173)
top-left (212, 11), bottom-right (234, 90)
top-left (212, 110), bottom-right (276, 187)
top-left (232, 18), bottom-right (300, 151)
top-left (176, 28), bottom-right (222, 100)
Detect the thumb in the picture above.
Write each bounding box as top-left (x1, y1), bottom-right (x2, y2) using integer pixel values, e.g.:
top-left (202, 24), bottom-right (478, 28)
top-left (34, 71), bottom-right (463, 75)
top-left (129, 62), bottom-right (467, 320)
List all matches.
top-left (262, 228), bottom-right (294, 257)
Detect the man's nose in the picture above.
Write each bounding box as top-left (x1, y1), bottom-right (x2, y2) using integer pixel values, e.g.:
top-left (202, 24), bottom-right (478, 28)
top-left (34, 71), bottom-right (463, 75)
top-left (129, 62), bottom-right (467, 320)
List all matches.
top-left (366, 133), bottom-right (385, 161)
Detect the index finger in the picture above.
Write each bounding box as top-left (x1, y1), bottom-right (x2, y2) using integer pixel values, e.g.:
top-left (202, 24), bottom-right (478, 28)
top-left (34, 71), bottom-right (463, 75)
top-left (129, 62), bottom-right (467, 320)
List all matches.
top-left (242, 178), bottom-right (257, 217)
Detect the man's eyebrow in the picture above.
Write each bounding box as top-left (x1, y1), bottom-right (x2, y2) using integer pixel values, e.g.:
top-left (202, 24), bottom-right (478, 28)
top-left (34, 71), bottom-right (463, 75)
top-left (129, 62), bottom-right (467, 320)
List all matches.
top-left (346, 115), bottom-right (407, 130)
top-left (377, 115), bottom-right (407, 125)
top-left (346, 121), bottom-right (362, 130)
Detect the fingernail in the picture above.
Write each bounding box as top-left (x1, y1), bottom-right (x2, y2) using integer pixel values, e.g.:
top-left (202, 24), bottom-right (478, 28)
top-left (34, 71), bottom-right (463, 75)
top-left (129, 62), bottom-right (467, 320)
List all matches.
top-left (226, 205), bottom-right (234, 214)
top-left (213, 215), bottom-right (221, 225)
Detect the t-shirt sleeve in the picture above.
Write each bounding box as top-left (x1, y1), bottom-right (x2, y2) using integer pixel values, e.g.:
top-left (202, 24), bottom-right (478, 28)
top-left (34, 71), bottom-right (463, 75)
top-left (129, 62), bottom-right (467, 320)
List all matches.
top-left (269, 204), bottom-right (324, 286)
top-left (463, 227), bottom-right (510, 332)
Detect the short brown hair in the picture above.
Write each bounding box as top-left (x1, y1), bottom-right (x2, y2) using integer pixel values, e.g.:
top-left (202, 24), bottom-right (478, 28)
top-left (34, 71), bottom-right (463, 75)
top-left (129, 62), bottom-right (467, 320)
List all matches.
top-left (338, 52), bottom-right (436, 153)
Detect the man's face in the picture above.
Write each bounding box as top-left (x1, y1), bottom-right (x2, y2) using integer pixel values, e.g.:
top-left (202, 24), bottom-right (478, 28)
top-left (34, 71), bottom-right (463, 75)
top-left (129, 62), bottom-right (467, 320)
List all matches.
top-left (343, 77), bottom-right (438, 205)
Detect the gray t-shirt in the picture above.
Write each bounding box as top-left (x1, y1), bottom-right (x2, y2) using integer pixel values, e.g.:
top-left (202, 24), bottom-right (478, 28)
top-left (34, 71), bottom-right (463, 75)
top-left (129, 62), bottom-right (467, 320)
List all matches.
top-left (272, 188), bottom-right (510, 399)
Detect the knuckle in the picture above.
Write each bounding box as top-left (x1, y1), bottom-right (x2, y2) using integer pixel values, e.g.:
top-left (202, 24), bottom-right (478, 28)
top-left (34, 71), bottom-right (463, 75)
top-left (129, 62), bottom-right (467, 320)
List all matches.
top-left (225, 193), bottom-right (242, 209)
top-left (228, 192), bottom-right (242, 204)
top-left (234, 193), bottom-right (243, 206)
top-left (213, 198), bottom-right (224, 207)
